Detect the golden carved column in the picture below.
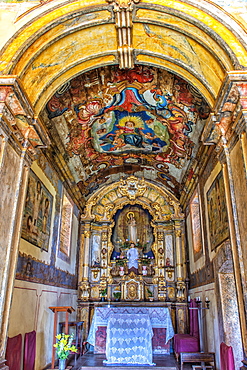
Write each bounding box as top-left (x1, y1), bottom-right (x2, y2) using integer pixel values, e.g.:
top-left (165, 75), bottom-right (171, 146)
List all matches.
top-left (99, 230), bottom-right (109, 295)
top-left (157, 231), bottom-right (166, 301)
top-left (174, 221), bottom-right (186, 301)
top-left (83, 225), bottom-right (91, 281)
top-left (78, 223), bottom-right (91, 301)
top-left (174, 222), bottom-right (183, 280)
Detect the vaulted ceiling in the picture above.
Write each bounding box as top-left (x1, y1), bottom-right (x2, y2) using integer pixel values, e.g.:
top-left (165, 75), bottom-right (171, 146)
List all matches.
top-left (1, 0), bottom-right (246, 209)
top-left (41, 65), bottom-right (210, 198)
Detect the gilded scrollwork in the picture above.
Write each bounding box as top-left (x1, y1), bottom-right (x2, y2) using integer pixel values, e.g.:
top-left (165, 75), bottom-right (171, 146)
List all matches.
top-left (102, 204), bottom-right (114, 221)
top-left (176, 280), bottom-right (186, 302)
top-left (157, 232), bottom-right (164, 241)
top-left (174, 229), bottom-right (182, 238)
top-left (81, 197), bottom-right (98, 221)
top-left (85, 176), bottom-right (182, 223)
top-left (84, 230), bottom-right (91, 238)
top-left (118, 176), bottom-right (146, 200)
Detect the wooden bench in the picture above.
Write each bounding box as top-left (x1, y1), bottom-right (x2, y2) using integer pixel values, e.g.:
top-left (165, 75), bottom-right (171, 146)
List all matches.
top-left (180, 352), bottom-right (216, 370)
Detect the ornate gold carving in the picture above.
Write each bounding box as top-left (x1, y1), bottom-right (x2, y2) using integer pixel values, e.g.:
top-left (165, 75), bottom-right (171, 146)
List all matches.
top-left (102, 204), bottom-right (114, 220)
top-left (175, 229), bottom-right (182, 238)
top-left (84, 230), bottom-right (91, 238)
top-left (168, 198), bottom-right (184, 218)
top-left (126, 282), bottom-right (138, 300)
top-left (153, 202), bottom-right (161, 217)
top-left (168, 287), bottom-right (175, 299)
top-left (118, 176), bottom-right (146, 199)
top-left (166, 267), bottom-right (174, 280)
top-left (90, 286), bottom-right (100, 300)
top-left (122, 271), bottom-right (144, 301)
top-left (102, 232), bottom-right (108, 241)
top-left (85, 176), bottom-right (183, 223)
top-left (79, 281), bottom-right (90, 301)
top-left (157, 232), bottom-right (164, 241)
top-left (91, 268), bottom-right (100, 280)
top-left (81, 197), bottom-right (98, 221)
top-left (176, 280), bottom-right (186, 302)
top-left (158, 278), bottom-right (166, 301)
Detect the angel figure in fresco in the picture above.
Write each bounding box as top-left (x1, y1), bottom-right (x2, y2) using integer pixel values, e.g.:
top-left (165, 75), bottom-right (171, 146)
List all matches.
top-left (127, 212), bottom-right (137, 244)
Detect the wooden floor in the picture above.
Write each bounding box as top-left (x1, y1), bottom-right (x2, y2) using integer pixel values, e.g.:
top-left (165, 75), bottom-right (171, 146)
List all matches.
top-left (69, 353), bottom-right (194, 370)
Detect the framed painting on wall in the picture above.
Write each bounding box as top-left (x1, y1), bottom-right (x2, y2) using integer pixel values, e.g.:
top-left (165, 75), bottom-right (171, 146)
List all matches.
top-left (21, 170), bottom-right (53, 251)
top-left (190, 188), bottom-right (203, 261)
top-left (206, 170), bottom-right (229, 250)
top-left (59, 191), bottom-right (73, 256)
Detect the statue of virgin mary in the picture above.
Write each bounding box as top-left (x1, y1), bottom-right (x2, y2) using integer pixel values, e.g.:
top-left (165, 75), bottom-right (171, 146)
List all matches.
top-left (127, 212), bottom-right (137, 244)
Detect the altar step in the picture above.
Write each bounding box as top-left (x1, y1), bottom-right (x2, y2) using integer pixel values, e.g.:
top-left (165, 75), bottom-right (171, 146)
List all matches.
top-left (79, 367), bottom-right (177, 369)
top-left (72, 353), bottom-right (185, 370)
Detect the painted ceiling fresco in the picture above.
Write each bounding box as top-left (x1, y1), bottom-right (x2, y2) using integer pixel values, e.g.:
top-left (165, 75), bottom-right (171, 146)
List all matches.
top-left (44, 65), bottom-right (210, 197)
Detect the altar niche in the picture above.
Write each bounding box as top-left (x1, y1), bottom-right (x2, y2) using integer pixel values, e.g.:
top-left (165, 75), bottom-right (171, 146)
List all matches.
top-left (110, 205), bottom-right (155, 277)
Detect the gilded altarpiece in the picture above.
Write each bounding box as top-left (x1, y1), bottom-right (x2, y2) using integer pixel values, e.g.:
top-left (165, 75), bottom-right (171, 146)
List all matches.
top-left (78, 176), bottom-right (188, 341)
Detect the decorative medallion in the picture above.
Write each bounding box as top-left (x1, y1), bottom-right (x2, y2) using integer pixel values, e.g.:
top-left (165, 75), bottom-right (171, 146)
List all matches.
top-left (118, 176), bottom-right (146, 199)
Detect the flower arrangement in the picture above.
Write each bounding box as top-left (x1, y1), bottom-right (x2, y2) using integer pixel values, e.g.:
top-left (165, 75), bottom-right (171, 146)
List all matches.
top-left (54, 333), bottom-right (78, 359)
top-left (115, 258), bottom-right (126, 266)
top-left (113, 291), bottom-right (121, 300)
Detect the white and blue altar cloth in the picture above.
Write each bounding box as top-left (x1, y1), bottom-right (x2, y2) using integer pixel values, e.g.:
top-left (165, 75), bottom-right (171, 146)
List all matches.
top-left (87, 306), bottom-right (174, 348)
top-left (103, 313), bottom-right (155, 366)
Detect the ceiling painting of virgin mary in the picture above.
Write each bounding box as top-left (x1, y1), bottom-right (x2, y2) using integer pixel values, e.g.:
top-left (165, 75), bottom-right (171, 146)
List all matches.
top-left (43, 65), bottom-right (210, 197)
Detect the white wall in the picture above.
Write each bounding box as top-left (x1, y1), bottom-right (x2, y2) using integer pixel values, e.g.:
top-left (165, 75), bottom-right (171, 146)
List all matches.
top-left (8, 280), bottom-right (77, 370)
top-left (189, 283), bottom-right (220, 369)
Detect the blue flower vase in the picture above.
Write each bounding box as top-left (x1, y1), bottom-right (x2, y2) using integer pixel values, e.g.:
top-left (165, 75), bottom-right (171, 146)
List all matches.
top-left (59, 359), bottom-right (66, 370)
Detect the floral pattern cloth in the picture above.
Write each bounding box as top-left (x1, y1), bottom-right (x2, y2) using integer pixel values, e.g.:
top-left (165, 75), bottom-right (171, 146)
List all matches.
top-left (87, 306), bottom-right (174, 347)
top-left (103, 313), bottom-right (155, 366)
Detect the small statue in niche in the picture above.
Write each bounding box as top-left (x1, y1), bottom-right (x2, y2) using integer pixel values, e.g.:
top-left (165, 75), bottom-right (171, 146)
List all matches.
top-left (126, 242), bottom-right (139, 274)
top-left (92, 257), bottom-right (100, 267)
top-left (91, 234), bottom-right (101, 266)
top-left (127, 212), bottom-right (137, 244)
top-left (166, 257), bottom-right (171, 266)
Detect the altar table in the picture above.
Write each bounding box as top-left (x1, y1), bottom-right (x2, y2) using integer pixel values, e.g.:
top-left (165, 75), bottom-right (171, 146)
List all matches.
top-left (87, 307), bottom-right (174, 354)
top-left (103, 313), bottom-right (155, 366)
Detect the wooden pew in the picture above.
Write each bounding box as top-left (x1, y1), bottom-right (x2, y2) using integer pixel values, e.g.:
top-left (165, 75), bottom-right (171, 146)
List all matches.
top-left (180, 352), bottom-right (215, 370)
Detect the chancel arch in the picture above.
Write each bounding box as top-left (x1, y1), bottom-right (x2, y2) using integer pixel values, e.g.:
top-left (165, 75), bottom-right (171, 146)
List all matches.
top-left (1, 0), bottom-right (247, 369)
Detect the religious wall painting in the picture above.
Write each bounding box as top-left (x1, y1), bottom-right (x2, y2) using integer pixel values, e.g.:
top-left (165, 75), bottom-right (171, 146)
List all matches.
top-left (45, 65), bottom-right (210, 196)
top-left (190, 188), bottom-right (203, 261)
top-left (59, 190), bottom-right (73, 256)
top-left (21, 170), bottom-right (53, 251)
top-left (206, 170), bottom-right (229, 250)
